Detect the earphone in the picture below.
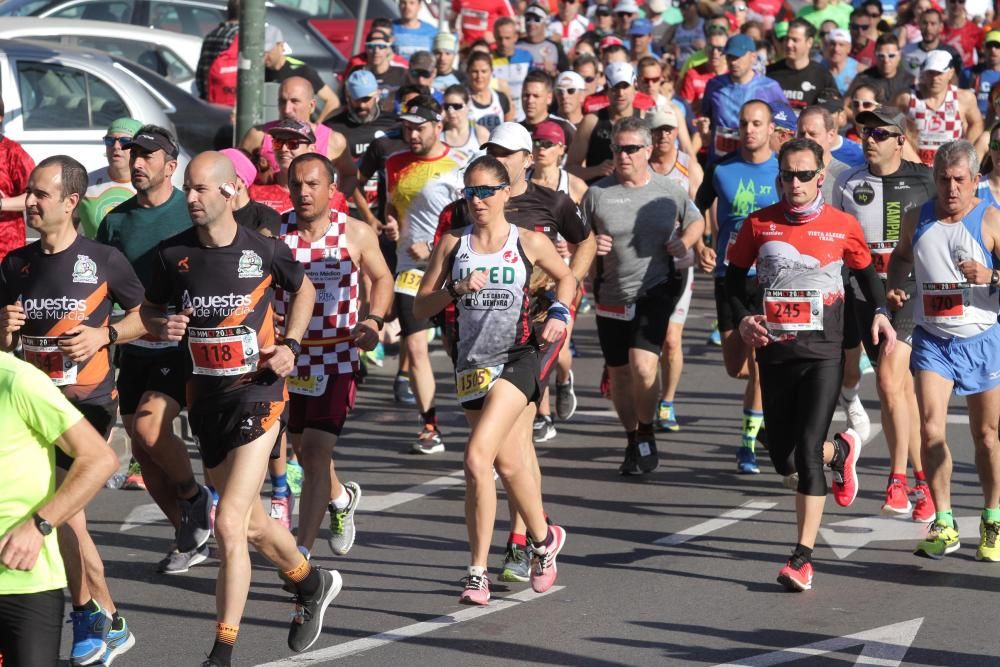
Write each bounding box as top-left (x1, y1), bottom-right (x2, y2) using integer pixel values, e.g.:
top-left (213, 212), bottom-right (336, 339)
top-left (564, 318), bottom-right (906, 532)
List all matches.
top-left (220, 183), bottom-right (236, 198)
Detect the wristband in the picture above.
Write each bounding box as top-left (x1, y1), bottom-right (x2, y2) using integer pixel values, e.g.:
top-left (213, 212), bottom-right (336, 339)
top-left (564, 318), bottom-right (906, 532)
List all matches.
top-left (546, 300), bottom-right (571, 323)
top-left (281, 338), bottom-right (302, 357)
top-left (702, 234), bottom-right (712, 246)
top-left (874, 306), bottom-right (891, 319)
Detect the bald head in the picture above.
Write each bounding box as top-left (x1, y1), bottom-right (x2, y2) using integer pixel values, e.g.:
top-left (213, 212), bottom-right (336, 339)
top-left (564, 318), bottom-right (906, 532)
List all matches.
top-left (184, 151), bottom-right (238, 227)
top-left (279, 76), bottom-right (316, 122)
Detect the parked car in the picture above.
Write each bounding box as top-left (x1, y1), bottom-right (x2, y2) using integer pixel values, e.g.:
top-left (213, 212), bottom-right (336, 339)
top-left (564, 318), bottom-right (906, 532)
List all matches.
top-left (0, 17), bottom-right (202, 94)
top-left (276, 0), bottom-right (400, 58)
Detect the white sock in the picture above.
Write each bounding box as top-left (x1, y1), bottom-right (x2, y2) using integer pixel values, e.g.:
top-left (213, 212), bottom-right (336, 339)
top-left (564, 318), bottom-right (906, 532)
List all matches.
top-left (331, 486), bottom-right (350, 510)
top-left (468, 565), bottom-right (486, 577)
top-left (841, 382), bottom-right (860, 402)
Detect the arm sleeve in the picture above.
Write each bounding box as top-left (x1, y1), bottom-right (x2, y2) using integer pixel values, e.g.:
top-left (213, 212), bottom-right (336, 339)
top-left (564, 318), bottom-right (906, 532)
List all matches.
top-left (269, 240), bottom-right (305, 293)
top-left (0, 257), bottom-right (13, 306)
top-left (725, 263), bottom-right (754, 322)
top-left (554, 193), bottom-right (589, 243)
top-left (579, 189), bottom-right (598, 235)
top-left (695, 163), bottom-right (718, 211)
top-left (107, 249), bottom-right (145, 310)
top-left (852, 262), bottom-right (888, 308)
top-left (145, 245), bottom-right (172, 305)
top-left (358, 141), bottom-right (380, 181)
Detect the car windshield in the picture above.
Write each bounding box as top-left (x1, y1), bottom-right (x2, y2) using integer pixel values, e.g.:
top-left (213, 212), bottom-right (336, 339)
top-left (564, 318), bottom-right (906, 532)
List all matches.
top-left (0, 0), bottom-right (56, 16)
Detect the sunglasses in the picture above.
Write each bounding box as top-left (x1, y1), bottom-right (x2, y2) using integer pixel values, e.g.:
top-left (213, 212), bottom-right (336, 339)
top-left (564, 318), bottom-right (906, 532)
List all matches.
top-left (851, 99), bottom-right (879, 109)
top-left (866, 10), bottom-right (881, 17)
top-left (779, 168), bottom-right (821, 182)
top-left (876, 52), bottom-right (899, 59)
top-left (990, 140), bottom-right (1000, 150)
top-left (533, 139), bottom-right (559, 149)
top-left (707, 45), bottom-right (725, 54)
top-left (103, 136), bottom-right (132, 148)
top-left (861, 127), bottom-right (902, 142)
top-left (988, 42), bottom-right (1000, 48)
top-left (653, 125), bottom-right (677, 133)
top-left (641, 77), bottom-right (662, 86)
top-left (366, 42), bottom-right (390, 50)
top-left (850, 23), bottom-right (870, 31)
top-left (526, 13), bottom-right (545, 22)
top-left (273, 138), bottom-right (308, 150)
top-left (410, 68), bottom-right (433, 78)
top-left (443, 102), bottom-right (465, 111)
top-left (463, 183), bottom-right (508, 200)
top-left (612, 143), bottom-right (645, 154)
top-left (556, 87), bottom-right (580, 95)
top-left (583, 75), bottom-right (597, 83)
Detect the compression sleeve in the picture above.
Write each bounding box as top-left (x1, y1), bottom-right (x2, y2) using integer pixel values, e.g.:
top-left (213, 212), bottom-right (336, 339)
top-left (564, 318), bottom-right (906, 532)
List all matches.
top-left (725, 263), bottom-right (753, 323)
top-left (851, 262), bottom-right (888, 309)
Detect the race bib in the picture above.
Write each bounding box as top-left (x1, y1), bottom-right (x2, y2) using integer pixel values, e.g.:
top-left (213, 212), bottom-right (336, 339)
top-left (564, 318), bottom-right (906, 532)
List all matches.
top-left (456, 364), bottom-right (503, 403)
top-left (764, 289), bottom-right (823, 332)
top-left (288, 374), bottom-right (329, 397)
top-left (394, 268), bottom-right (425, 297)
top-left (714, 127), bottom-right (740, 156)
top-left (188, 325), bottom-right (259, 376)
top-left (595, 303), bottom-right (636, 321)
top-left (922, 282), bottom-right (969, 323)
top-left (460, 8), bottom-right (489, 31)
top-left (128, 333), bottom-right (178, 350)
top-left (917, 148), bottom-right (937, 167)
top-left (869, 241), bottom-right (896, 279)
top-left (22, 335), bottom-right (77, 386)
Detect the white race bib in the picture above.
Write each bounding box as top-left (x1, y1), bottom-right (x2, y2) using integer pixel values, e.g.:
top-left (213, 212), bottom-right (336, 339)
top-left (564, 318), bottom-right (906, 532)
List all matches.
top-left (22, 335), bottom-right (77, 386)
top-left (764, 289), bottom-right (823, 332)
top-left (595, 303), bottom-right (636, 321)
top-left (188, 325), bottom-right (259, 376)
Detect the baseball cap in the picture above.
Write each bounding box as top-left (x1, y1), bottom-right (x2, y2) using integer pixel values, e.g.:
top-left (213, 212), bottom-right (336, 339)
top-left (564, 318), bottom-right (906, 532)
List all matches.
top-left (629, 18), bottom-right (653, 36)
top-left (647, 108), bottom-right (678, 129)
top-left (605, 61), bottom-right (635, 86)
top-left (987, 30), bottom-right (1000, 45)
top-left (856, 105), bottom-right (906, 132)
top-left (409, 50), bottom-right (434, 72)
top-left (724, 34), bottom-right (756, 57)
top-left (825, 28), bottom-right (851, 44)
top-left (771, 101), bottom-right (797, 132)
top-left (600, 35), bottom-right (625, 50)
top-left (433, 31), bottom-right (458, 52)
top-left (525, 2), bottom-right (549, 19)
top-left (532, 120), bottom-right (566, 145)
top-left (399, 100), bottom-right (443, 124)
top-left (773, 20), bottom-right (788, 39)
top-left (816, 91), bottom-right (845, 114)
top-left (922, 49), bottom-right (953, 73)
top-left (595, 4), bottom-right (613, 14)
top-left (106, 117), bottom-right (142, 137)
top-left (366, 28), bottom-right (392, 46)
top-left (264, 24), bottom-right (284, 51)
top-left (131, 126), bottom-right (178, 158)
top-left (616, 0), bottom-right (640, 13)
top-left (482, 122), bottom-right (533, 153)
top-left (556, 70), bottom-right (586, 90)
top-left (346, 69), bottom-right (378, 99)
top-left (647, 0), bottom-right (668, 12)
top-left (267, 118), bottom-right (316, 143)
top-left (220, 148), bottom-right (258, 189)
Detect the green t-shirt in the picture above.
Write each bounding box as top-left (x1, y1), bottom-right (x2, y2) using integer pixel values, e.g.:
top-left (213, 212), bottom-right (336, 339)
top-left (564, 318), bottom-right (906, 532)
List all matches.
top-left (79, 168), bottom-right (136, 240)
top-left (0, 352), bottom-right (80, 595)
top-left (797, 2), bottom-right (854, 30)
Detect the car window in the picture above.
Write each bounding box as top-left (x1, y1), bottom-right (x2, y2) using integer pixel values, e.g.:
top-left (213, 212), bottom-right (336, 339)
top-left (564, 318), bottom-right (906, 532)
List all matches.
top-left (157, 47), bottom-right (195, 83)
top-left (0, 0), bottom-right (54, 16)
top-left (72, 35), bottom-right (192, 82)
top-left (149, 2), bottom-right (224, 37)
top-left (16, 60), bottom-right (127, 130)
top-left (272, 0), bottom-right (350, 18)
top-left (49, 1), bottom-right (132, 22)
top-left (87, 74), bottom-right (128, 126)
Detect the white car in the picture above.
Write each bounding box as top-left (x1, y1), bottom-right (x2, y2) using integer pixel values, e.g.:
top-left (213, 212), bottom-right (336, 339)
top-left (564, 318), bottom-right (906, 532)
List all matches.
top-left (0, 17), bottom-right (202, 94)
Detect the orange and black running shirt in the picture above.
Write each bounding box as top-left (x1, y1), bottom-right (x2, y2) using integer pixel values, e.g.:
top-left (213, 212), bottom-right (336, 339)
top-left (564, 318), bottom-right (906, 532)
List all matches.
top-left (0, 235), bottom-right (144, 403)
top-left (147, 225), bottom-right (305, 403)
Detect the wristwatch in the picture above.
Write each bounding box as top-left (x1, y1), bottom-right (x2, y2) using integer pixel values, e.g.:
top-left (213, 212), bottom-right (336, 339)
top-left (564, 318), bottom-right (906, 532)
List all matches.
top-left (281, 338), bottom-right (302, 357)
top-left (364, 314), bottom-right (385, 331)
top-left (107, 324), bottom-right (119, 345)
top-left (33, 513), bottom-right (53, 536)
top-left (991, 269), bottom-right (999, 286)
top-left (446, 280), bottom-right (462, 300)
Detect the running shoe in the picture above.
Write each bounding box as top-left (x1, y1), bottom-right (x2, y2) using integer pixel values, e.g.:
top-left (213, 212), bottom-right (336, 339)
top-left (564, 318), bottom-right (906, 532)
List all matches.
top-left (859, 353), bottom-right (874, 375)
top-left (287, 460), bottom-right (303, 496)
top-left (411, 425), bottom-right (445, 454)
top-left (619, 441), bottom-right (641, 476)
top-left (460, 568), bottom-right (491, 605)
top-left (69, 604), bottom-right (109, 666)
top-left (831, 429), bottom-right (860, 507)
top-left (361, 341), bottom-right (385, 368)
top-left (911, 484), bottom-right (935, 523)
top-left (100, 615), bottom-right (136, 667)
top-left (777, 554), bottom-right (813, 592)
top-left (977, 519), bottom-right (1000, 562)
top-left (530, 525), bottom-right (566, 593)
top-left (201, 660), bottom-right (227, 667)
top-left (635, 434), bottom-right (658, 473)
top-left (881, 480), bottom-right (912, 515)
top-left (498, 544), bottom-right (531, 583)
top-left (533, 416), bottom-right (557, 442)
top-left (915, 521), bottom-right (960, 559)
top-left (270, 494), bottom-right (294, 531)
top-left (707, 321), bottom-right (721, 346)
top-left (555, 371), bottom-right (578, 420)
top-left (328, 481), bottom-right (362, 555)
top-left (157, 543), bottom-right (209, 575)
top-left (656, 401), bottom-right (679, 432)
top-left (840, 393), bottom-right (871, 444)
top-left (177, 484), bottom-right (212, 553)
top-left (393, 375), bottom-right (416, 405)
top-left (122, 460), bottom-right (146, 491)
top-left (288, 568), bottom-right (343, 652)
top-left (782, 472), bottom-right (799, 490)
top-left (736, 446), bottom-right (760, 474)
top-left (577, 295), bottom-right (592, 314)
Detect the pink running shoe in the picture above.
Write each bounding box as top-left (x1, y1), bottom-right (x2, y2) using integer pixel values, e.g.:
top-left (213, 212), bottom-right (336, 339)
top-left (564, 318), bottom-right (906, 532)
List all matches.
top-left (911, 483), bottom-right (935, 523)
top-left (459, 568), bottom-right (490, 605)
top-left (530, 525), bottom-right (566, 593)
top-left (831, 429), bottom-right (860, 507)
top-left (270, 494), bottom-right (294, 531)
top-left (777, 556), bottom-right (813, 592)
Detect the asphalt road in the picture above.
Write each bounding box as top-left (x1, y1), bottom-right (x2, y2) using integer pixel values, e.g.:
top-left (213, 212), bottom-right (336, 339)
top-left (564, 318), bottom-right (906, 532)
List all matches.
top-left (71, 278), bottom-right (1000, 666)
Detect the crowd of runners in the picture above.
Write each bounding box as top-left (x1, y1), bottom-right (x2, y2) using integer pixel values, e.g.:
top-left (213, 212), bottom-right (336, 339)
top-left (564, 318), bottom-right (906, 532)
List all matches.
top-left (3, 0), bottom-right (1000, 662)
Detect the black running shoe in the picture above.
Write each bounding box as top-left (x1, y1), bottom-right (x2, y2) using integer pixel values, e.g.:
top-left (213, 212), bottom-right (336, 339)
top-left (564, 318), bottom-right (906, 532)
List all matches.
top-left (288, 569), bottom-right (343, 652)
top-left (636, 434), bottom-right (659, 473)
top-left (619, 441), bottom-right (641, 476)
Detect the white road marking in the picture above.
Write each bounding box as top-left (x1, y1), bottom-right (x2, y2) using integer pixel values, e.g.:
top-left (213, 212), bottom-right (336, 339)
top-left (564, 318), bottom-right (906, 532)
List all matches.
top-left (254, 586), bottom-right (564, 666)
top-left (655, 500), bottom-right (776, 546)
top-left (120, 503), bottom-right (168, 532)
top-left (714, 617), bottom-right (923, 666)
top-left (820, 514), bottom-right (980, 559)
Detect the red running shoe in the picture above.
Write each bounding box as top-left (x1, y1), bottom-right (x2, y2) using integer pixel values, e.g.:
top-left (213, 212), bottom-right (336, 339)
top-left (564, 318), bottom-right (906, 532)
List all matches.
top-left (911, 483), bottom-right (936, 523)
top-left (881, 479), bottom-right (912, 515)
top-left (777, 555), bottom-right (814, 592)
top-left (831, 429), bottom-right (860, 507)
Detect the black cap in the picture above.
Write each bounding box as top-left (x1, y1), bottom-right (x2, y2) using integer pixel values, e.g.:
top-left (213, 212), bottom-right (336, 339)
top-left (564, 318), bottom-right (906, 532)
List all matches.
top-left (816, 90), bottom-right (845, 114)
top-left (856, 106), bottom-right (905, 132)
top-left (131, 126), bottom-right (178, 158)
top-left (399, 103), bottom-right (442, 124)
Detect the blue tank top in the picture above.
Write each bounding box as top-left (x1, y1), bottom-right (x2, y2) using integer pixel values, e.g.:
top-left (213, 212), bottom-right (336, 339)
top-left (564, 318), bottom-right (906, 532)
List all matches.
top-left (977, 175), bottom-right (1000, 209)
top-left (712, 153), bottom-right (780, 277)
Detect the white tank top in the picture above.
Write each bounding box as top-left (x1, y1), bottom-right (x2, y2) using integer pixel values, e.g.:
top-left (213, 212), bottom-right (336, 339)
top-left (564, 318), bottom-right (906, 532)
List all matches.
top-left (469, 90), bottom-right (505, 131)
top-left (441, 120), bottom-right (483, 157)
top-left (913, 199), bottom-right (999, 338)
top-left (526, 167), bottom-right (570, 195)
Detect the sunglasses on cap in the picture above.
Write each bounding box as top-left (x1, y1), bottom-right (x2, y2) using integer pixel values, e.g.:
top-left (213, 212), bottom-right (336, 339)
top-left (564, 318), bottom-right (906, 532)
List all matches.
top-left (779, 168), bottom-right (821, 182)
top-left (443, 102), bottom-right (465, 111)
top-left (410, 68), bottom-right (433, 78)
top-left (851, 99), bottom-right (879, 110)
top-left (103, 136), bottom-right (132, 148)
top-left (861, 127), bottom-right (902, 142)
top-left (273, 138), bottom-right (309, 150)
top-left (612, 143), bottom-right (645, 154)
top-left (463, 183), bottom-right (508, 200)
top-left (533, 139), bottom-right (559, 149)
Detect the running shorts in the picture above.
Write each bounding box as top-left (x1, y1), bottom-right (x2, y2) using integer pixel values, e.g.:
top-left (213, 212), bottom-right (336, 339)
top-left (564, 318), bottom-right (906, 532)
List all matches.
top-left (669, 267), bottom-right (695, 326)
top-left (396, 292), bottom-right (434, 337)
top-left (910, 323), bottom-right (1000, 396)
top-left (57, 397), bottom-right (119, 470)
top-left (714, 276), bottom-right (761, 333)
top-left (287, 373), bottom-right (358, 436)
top-left (0, 588), bottom-right (64, 666)
top-left (188, 398), bottom-right (284, 469)
top-left (459, 352), bottom-right (541, 411)
top-left (853, 286), bottom-right (917, 361)
top-left (117, 349), bottom-right (188, 416)
top-left (596, 279), bottom-right (682, 368)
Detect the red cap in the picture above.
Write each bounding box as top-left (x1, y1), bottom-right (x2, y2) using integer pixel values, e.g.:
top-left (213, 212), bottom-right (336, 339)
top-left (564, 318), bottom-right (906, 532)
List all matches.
top-left (532, 120), bottom-right (566, 145)
top-left (599, 36), bottom-right (625, 50)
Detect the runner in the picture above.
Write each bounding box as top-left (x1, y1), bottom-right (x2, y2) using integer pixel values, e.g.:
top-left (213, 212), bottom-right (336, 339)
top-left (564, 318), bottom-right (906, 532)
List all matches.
top-left (142, 151), bottom-right (338, 666)
top-left (0, 156), bottom-right (140, 665)
top-left (441, 85), bottom-right (488, 157)
top-left (96, 125), bottom-right (213, 575)
top-left (278, 153), bottom-right (393, 558)
top-left (466, 52), bottom-right (514, 131)
top-left (414, 154), bottom-right (572, 605)
top-left (584, 116), bottom-right (705, 475)
top-left (886, 140), bottom-right (1000, 561)
top-left (728, 137), bottom-right (896, 591)
top-left (832, 106), bottom-right (937, 522)
top-left (80, 118), bottom-right (141, 240)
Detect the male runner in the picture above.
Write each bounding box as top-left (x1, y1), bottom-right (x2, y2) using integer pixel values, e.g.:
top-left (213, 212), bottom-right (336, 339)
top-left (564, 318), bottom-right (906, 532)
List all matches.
top-left (80, 118), bottom-right (141, 240)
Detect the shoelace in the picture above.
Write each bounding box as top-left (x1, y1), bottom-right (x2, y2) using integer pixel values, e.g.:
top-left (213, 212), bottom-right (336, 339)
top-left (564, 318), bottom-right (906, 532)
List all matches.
top-left (929, 521), bottom-right (953, 538)
top-left (984, 522), bottom-right (1000, 547)
top-left (290, 592), bottom-right (313, 624)
top-left (462, 573), bottom-right (488, 592)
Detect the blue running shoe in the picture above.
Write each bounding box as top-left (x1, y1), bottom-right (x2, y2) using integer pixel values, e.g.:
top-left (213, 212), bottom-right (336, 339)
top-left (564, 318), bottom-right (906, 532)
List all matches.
top-left (393, 375), bottom-right (416, 405)
top-left (70, 604), bottom-right (110, 666)
top-left (736, 446), bottom-right (760, 474)
top-left (708, 321), bottom-right (722, 346)
top-left (100, 616), bottom-right (136, 666)
top-left (656, 401), bottom-right (680, 432)
top-left (362, 341), bottom-right (385, 368)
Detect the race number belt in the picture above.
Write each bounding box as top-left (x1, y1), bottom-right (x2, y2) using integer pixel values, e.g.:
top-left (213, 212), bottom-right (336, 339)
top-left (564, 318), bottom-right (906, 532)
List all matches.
top-left (763, 289), bottom-right (823, 332)
top-left (288, 374), bottom-right (329, 397)
top-left (595, 303), bottom-right (636, 321)
top-left (394, 268), bottom-right (424, 297)
top-left (22, 335), bottom-right (77, 386)
top-left (714, 127), bottom-right (740, 156)
top-left (922, 282), bottom-right (970, 323)
top-left (456, 364), bottom-right (503, 403)
top-left (188, 325), bottom-right (258, 376)
top-left (128, 333), bottom-right (178, 350)
top-left (868, 241), bottom-right (896, 279)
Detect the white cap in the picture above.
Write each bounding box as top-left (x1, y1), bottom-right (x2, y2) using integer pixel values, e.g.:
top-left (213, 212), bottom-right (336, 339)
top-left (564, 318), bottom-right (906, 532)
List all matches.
top-left (616, 0), bottom-right (640, 13)
top-left (556, 71), bottom-right (586, 90)
top-left (826, 28), bottom-right (851, 44)
top-left (646, 0), bottom-right (668, 12)
top-left (647, 108), bottom-right (678, 128)
top-left (482, 122), bottom-right (533, 153)
top-left (922, 49), bottom-right (953, 73)
top-left (605, 61), bottom-right (635, 87)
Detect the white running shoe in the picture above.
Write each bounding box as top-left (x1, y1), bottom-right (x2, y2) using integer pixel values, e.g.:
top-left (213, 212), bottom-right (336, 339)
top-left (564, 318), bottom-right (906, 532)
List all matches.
top-left (840, 393), bottom-right (871, 444)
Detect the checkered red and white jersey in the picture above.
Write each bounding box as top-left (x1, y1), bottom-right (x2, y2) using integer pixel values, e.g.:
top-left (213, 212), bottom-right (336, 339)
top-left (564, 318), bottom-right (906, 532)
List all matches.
top-left (276, 210), bottom-right (360, 377)
top-left (908, 85), bottom-right (963, 155)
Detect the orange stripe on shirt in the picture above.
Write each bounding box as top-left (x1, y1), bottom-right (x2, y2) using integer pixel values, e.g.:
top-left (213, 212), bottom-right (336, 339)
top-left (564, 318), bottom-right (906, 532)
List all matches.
top-left (219, 276), bottom-right (272, 328)
top-left (48, 282), bottom-right (109, 337)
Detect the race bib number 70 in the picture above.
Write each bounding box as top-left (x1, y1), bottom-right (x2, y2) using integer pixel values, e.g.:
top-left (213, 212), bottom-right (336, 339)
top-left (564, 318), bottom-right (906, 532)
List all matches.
top-left (188, 325), bottom-right (259, 376)
top-left (922, 282), bottom-right (969, 323)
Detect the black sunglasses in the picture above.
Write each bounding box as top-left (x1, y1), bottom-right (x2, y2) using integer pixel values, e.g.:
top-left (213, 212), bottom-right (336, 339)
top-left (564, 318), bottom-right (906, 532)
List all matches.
top-left (850, 23), bottom-right (870, 30)
top-left (583, 75), bottom-right (597, 83)
top-left (103, 136), bottom-right (132, 148)
top-left (273, 138), bottom-right (308, 150)
top-left (463, 183), bottom-right (509, 200)
top-left (612, 143), bottom-right (645, 154)
top-left (410, 68), bottom-right (433, 78)
top-left (444, 102), bottom-right (465, 111)
top-left (779, 168), bottom-right (821, 182)
top-left (861, 127), bottom-right (902, 142)
top-left (533, 139), bottom-right (558, 149)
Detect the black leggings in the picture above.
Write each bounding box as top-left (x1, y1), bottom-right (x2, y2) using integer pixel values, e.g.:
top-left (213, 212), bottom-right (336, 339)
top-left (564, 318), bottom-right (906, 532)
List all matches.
top-left (758, 357), bottom-right (843, 497)
top-left (0, 588), bottom-right (63, 666)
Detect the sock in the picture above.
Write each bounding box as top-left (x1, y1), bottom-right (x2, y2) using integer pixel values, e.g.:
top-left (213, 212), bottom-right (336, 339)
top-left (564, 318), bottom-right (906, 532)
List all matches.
top-left (530, 527), bottom-right (554, 553)
top-left (468, 565), bottom-right (486, 577)
top-left (792, 543), bottom-right (814, 563)
top-left (830, 437), bottom-right (846, 469)
top-left (209, 622), bottom-right (238, 666)
top-left (626, 430), bottom-right (637, 445)
top-left (507, 532), bottom-right (527, 549)
top-left (914, 470), bottom-right (927, 484)
top-left (984, 507), bottom-right (1000, 522)
top-left (889, 473), bottom-right (907, 487)
top-left (421, 408), bottom-right (437, 427)
top-left (395, 373), bottom-right (408, 384)
top-left (112, 611), bottom-right (121, 624)
top-left (637, 421), bottom-right (654, 436)
top-left (271, 473), bottom-right (289, 499)
top-left (284, 557), bottom-right (320, 597)
top-left (840, 382), bottom-right (860, 403)
top-left (742, 410), bottom-right (764, 450)
top-left (935, 509), bottom-right (955, 528)
top-left (331, 485), bottom-right (351, 511)
top-left (74, 599), bottom-right (100, 613)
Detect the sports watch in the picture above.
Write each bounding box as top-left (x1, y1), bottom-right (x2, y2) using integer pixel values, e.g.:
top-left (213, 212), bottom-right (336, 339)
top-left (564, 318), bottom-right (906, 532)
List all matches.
top-left (33, 513), bottom-right (53, 536)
